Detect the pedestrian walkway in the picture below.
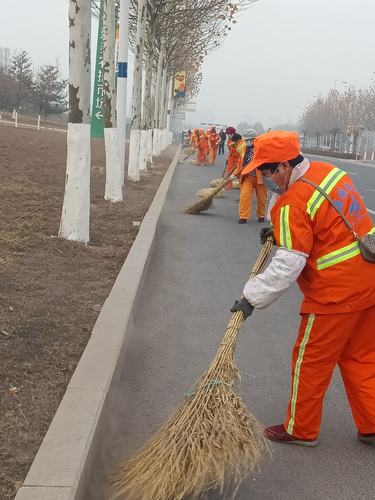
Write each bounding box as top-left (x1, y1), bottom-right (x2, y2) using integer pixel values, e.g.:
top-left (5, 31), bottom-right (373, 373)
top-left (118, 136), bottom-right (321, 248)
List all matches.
top-left (88, 156), bottom-right (374, 500)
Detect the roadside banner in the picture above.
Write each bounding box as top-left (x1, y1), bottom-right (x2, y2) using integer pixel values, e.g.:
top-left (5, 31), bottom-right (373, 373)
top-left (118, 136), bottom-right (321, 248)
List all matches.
top-left (91, 0), bottom-right (105, 138)
top-left (173, 71), bottom-right (186, 98)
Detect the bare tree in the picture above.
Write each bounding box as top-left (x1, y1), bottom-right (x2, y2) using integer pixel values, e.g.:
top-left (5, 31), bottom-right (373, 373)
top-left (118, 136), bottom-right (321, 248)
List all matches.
top-left (103, 0), bottom-right (123, 202)
top-left (59, 0), bottom-right (91, 243)
top-left (298, 83), bottom-right (375, 153)
top-left (128, 0), bottom-right (147, 181)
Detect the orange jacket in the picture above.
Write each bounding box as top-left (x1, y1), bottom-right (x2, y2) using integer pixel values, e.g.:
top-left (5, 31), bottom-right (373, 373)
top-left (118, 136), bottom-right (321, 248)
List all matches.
top-left (198, 129), bottom-right (209, 149)
top-left (271, 161), bottom-right (375, 314)
top-left (232, 138), bottom-right (247, 176)
top-left (190, 130), bottom-right (198, 147)
top-left (227, 138), bottom-right (238, 168)
top-left (209, 132), bottom-right (220, 149)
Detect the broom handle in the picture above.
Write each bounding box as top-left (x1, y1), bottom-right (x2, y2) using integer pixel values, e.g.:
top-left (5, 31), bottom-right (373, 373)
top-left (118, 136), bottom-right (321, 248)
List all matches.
top-left (182, 146), bottom-right (198, 161)
top-left (247, 237), bottom-right (274, 281)
top-left (219, 164), bottom-right (245, 189)
top-left (199, 237), bottom-right (275, 383)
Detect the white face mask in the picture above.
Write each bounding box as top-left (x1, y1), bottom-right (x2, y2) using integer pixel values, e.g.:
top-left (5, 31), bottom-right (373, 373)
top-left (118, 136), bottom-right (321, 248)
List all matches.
top-left (262, 176), bottom-right (281, 193)
top-left (263, 164), bottom-right (289, 194)
top-left (263, 174), bottom-right (287, 195)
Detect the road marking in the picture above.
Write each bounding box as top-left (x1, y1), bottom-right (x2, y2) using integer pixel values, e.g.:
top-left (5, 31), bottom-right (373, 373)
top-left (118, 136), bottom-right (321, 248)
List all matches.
top-left (368, 208), bottom-right (375, 215)
top-left (346, 171), bottom-right (358, 176)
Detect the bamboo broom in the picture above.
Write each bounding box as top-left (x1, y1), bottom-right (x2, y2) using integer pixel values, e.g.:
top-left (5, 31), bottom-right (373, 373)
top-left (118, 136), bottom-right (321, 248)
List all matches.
top-left (111, 238), bottom-right (274, 500)
top-left (183, 169), bottom-right (236, 214)
top-left (182, 145), bottom-right (198, 162)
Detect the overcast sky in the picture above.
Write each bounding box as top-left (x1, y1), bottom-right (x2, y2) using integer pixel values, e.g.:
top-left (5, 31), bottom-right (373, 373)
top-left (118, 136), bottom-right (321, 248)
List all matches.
top-left (2, 0), bottom-right (375, 128)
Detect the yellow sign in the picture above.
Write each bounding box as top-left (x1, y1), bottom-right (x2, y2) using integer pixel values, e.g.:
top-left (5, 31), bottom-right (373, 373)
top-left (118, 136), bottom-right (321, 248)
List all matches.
top-left (174, 71), bottom-right (186, 98)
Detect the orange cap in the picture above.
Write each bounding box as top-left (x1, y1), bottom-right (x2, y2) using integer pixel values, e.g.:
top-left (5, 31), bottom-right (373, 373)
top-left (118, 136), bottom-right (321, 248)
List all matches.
top-left (242, 130), bottom-right (301, 175)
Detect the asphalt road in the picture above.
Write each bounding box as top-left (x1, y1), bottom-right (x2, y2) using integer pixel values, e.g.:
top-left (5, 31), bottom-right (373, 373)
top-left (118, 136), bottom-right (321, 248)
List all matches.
top-left (88, 153), bottom-right (375, 500)
top-left (308, 154), bottom-right (375, 215)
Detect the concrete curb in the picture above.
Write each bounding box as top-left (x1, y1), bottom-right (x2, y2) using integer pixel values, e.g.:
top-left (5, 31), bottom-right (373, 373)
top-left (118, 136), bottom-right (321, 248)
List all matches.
top-left (15, 146), bottom-right (181, 500)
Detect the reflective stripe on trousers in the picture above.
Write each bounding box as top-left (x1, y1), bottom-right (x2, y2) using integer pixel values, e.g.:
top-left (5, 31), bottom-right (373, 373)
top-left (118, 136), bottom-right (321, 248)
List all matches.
top-left (287, 314), bottom-right (315, 435)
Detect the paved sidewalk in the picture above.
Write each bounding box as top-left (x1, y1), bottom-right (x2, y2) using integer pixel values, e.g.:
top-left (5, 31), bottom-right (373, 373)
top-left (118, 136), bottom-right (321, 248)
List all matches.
top-left (88, 156), bottom-right (374, 500)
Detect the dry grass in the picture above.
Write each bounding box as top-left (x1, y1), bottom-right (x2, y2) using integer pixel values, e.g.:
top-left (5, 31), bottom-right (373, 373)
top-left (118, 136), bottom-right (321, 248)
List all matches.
top-left (111, 240), bottom-right (274, 500)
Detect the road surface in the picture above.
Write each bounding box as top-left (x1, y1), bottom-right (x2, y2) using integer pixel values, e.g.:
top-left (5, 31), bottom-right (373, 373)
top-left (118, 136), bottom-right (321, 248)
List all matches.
top-left (88, 153), bottom-right (374, 500)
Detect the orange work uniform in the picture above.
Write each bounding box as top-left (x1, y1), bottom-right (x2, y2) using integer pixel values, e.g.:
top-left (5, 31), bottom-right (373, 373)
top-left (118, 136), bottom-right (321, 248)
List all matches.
top-left (196, 129), bottom-right (209, 165)
top-left (271, 161), bottom-right (375, 440)
top-left (233, 139), bottom-right (267, 220)
top-left (191, 130), bottom-right (198, 149)
top-left (224, 138), bottom-right (239, 189)
top-left (239, 170), bottom-right (267, 221)
top-left (208, 132), bottom-right (220, 165)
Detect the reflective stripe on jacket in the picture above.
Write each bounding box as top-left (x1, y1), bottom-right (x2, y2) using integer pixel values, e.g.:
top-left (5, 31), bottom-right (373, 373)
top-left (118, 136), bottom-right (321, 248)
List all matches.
top-left (271, 161), bottom-right (375, 314)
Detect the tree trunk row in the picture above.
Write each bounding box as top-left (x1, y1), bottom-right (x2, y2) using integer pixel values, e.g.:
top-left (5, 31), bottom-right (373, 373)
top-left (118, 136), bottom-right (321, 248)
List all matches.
top-left (60, 0), bottom-right (175, 243)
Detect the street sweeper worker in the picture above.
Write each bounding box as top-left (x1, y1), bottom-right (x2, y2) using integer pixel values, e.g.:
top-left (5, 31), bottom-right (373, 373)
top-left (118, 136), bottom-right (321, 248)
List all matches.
top-left (224, 127), bottom-right (237, 189)
top-left (208, 127), bottom-right (221, 165)
top-left (231, 130), bottom-right (375, 447)
top-left (196, 128), bottom-right (209, 166)
top-left (230, 134), bottom-right (268, 224)
top-left (231, 133), bottom-right (247, 175)
top-left (237, 136), bottom-right (268, 224)
top-left (191, 129), bottom-right (198, 148)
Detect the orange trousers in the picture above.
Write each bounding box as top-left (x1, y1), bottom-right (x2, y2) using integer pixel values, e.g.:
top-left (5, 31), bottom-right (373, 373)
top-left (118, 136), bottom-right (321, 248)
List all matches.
top-left (224, 158), bottom-right (237, 190)
top-left (209, 146), bottom-right (218, 165)
top-left (196, 146), bottom-right (208, 165)
top-left (284, 305), bottom-right (375, 440)
top-left (239, 176), bottom-right (267, 220)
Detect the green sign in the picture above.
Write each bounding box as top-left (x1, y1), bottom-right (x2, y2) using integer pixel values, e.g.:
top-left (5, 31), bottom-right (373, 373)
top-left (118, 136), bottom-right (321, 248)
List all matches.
top-left (91, 0), bottom-right (104, 139)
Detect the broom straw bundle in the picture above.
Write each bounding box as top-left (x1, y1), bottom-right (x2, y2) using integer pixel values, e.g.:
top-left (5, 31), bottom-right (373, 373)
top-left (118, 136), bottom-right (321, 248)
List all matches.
top-left (182, 146), bottom-right (198, 162)
top-left (112, 238), bottom-right (274, 500)
top-left (183, 169), bottom-right (236, 214)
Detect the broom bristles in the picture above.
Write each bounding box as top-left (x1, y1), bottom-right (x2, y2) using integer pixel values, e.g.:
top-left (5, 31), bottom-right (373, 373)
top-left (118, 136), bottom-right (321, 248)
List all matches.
top-left (111, 316), bottom-right (268, 500)
top-left (184, 181), bottom-right (228, 214)
top-left (209, 178), bottom-right (223, 187)
top-left (196, 187), bottom-right (225, 199)
top-left (111, 240), bottom-right (274, 500)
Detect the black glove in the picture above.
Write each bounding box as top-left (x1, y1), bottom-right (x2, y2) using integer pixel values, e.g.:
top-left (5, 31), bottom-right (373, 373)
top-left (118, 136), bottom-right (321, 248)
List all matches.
top-left (230, 298), bottom-right (254, 319)
top-left (260, 226), bottom-right (276, 245)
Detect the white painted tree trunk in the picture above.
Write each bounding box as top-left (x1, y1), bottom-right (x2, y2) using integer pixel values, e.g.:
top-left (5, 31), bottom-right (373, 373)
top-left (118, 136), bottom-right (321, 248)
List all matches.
top-left (128, 129), bottom-right (141, 181)
top-left (128, 0), bottom-right (146, 181)
top-left (152, 45), bottom-right (164, 157)
top-left (138, 62), bottom-right (147, 172)
top-left (103, 0), bottom-right (122, 202)
top-left (104, 128), bottom-right (122, 201)
top-left (157, 66), bottom-right (167, 156)
top-left (116, 0), bottom-right (129, 186)
top-left (59, 0), bottom-right (91, 243)
top-left (163, 77), bottom-right (173, 148)
top-left (141, 22), bottom-right (155, 168)
top-left (139, 129), bottom-right (148, 171)
top-left (146, 128), bottom-right (153, 162)
top-left (158, 65), bottom-right (168, 154)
